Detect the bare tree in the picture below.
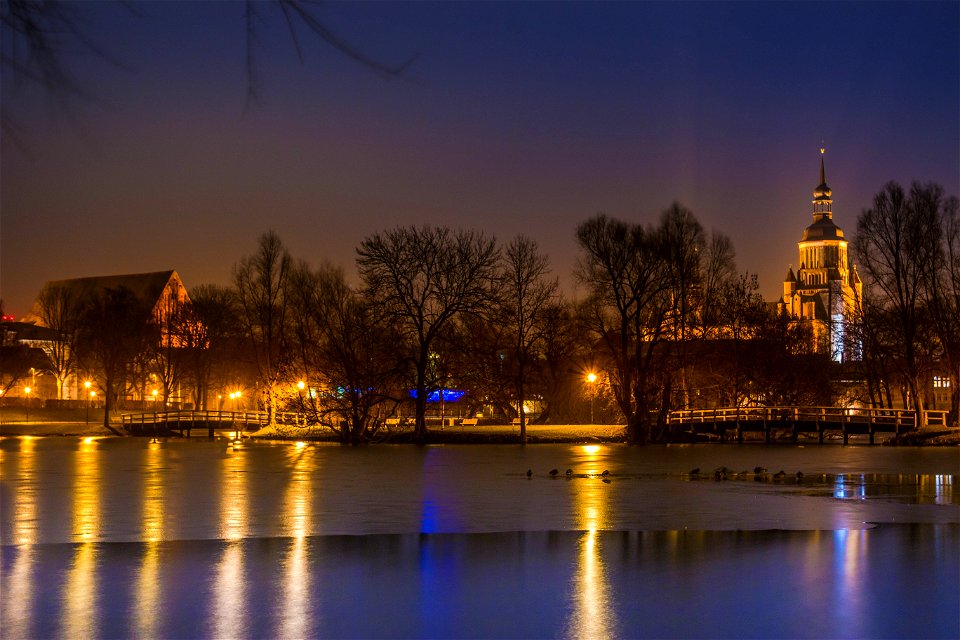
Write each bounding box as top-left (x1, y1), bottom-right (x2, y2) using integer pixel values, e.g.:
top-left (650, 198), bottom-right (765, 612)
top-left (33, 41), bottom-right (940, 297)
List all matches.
top-left (854, 182), bottom-right (942, 423)
top-left (922, 187), bottom-right (960, 424)
top-left (148, 290), bottom-right (191, 406)
top-left (357, 226), bottom-right (499, 440)
top-left (233, 231), bottom-right (293, 425)
top-left (444, 312), bottom-right (513, 419)
top-left (539, 299), bottom-right (589, 424)
top-left (501, 235), bottom-right (558, 443)
top-left (658, 205), bottom-right (739, 410)
top-left (715, 273), bottom-right (767, 408)
top-left (853, 291), bottom-right (898, 409)
top-left (32, 282), bottom-right (82, 399)
top-left (576, 214), bottom-right (670, 444)
top-left (184, 285), bottom-right (244, 410)
top-left (288, 262), bottom-right (405, 442)
top-left (76, 286), bottom-right (155, 432)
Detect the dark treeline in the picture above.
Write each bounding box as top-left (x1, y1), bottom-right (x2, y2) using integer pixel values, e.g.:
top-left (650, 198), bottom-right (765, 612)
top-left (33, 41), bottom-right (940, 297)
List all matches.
top-left (13, 182), bottom-right (958, 441)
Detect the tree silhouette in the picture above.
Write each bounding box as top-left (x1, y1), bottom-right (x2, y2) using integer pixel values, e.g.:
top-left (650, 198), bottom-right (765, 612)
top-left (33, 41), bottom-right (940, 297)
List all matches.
top-left (358, 226), bottom-right (499, 440)
top-left (233, 231), bottom-right (293, 425)
top-left (500, 235), bottom-right (558, 443)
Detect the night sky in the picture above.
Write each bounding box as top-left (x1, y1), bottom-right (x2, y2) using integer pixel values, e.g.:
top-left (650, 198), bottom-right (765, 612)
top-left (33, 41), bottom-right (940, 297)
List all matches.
top-left (2, 1), bottom-right (957, 317)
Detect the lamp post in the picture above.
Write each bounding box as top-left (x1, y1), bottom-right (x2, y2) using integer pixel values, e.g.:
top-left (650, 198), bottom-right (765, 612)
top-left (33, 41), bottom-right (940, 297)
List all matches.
top-left (24, 386), bottom-right (32, 423)
top-left (297, 380), bottom-right (306, 425)
top-left (84, 381), bottom-right (92, 424)
top-left (229, 390), bottom-right (242, 439)
top-left (586, 372), bottom-right (598, 425)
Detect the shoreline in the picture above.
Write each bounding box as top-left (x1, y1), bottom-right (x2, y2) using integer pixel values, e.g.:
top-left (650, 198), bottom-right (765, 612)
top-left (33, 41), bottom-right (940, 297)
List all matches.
top-left (2, 421), bottom-right (957, 445)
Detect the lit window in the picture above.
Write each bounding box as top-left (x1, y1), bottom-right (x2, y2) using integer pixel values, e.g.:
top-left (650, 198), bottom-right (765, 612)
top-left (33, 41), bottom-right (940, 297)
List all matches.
top-left (933, 376), bottom-right (951, 389)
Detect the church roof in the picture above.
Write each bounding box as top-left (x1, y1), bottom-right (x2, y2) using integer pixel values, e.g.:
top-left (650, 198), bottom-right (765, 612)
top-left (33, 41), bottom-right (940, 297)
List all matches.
top-left (784, 267), bottom-right (796, 282)
top-left (802, 217), bottom-right (845, 241)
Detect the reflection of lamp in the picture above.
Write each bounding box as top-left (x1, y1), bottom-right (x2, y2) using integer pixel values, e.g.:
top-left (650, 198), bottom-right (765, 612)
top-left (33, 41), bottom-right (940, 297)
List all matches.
top-left (24, 386), bottom-right (32, 423)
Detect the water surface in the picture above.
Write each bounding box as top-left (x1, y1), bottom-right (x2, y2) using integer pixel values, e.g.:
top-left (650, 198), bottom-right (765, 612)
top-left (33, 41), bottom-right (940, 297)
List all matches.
top-left (1, 437), bottom-right (957, 638)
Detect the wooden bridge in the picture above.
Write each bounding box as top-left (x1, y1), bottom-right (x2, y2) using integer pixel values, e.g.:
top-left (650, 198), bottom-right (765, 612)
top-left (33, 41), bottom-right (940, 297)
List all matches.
top-left (121, 410), bottom-right (311, 437)
top-left (667, 406), bottom-right (951, 444)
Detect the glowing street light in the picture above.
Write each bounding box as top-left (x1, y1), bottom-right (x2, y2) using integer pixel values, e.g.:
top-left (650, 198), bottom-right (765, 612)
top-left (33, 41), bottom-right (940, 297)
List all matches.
top-left (84, 381), bottom-right (93, 424)
top-left (24, 386), bottom-right (32, 423)
top-left (229, 390), bottom-right (242, 413)
top-left (585, 373), bottom-right (598, 424)
top-left (228, 390), bottom-right (243, 439)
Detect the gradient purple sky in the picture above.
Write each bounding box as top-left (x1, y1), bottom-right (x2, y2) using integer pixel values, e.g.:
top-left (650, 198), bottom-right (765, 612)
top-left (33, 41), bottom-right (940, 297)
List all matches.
top-left (2, 1), bottom-right (958, 316)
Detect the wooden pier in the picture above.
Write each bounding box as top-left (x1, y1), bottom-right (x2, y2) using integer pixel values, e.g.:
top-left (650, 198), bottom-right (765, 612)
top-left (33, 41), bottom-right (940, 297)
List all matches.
top-left (667, 406), bottom-right (951, 444)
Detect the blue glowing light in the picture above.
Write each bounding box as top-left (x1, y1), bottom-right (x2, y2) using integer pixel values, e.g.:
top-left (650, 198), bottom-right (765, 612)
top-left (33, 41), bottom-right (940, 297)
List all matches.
top-left (408, 389), bottom-right (466, 403)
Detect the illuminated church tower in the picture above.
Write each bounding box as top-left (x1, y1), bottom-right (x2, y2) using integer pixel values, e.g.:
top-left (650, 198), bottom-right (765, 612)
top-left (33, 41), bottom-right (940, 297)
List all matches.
top-left (778, 148), bottom-right (862, 361)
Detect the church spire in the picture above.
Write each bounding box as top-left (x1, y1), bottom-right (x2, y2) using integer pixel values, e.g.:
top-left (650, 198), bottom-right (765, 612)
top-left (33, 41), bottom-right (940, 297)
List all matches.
top-left (812, 146), bottom-right (833, 221)
top-left (819, 146), bottom-right (826, 186)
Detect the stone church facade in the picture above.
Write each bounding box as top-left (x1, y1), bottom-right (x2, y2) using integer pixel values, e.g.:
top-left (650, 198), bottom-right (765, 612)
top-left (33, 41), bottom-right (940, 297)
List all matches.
top-left (778, 149), bottom-right (862, 361)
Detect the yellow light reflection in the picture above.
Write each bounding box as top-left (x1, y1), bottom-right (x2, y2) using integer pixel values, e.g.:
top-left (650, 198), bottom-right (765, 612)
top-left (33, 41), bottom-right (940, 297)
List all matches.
top-left (565, 445), bottom-right (616, 638)
top-left (141, 440), bottom-right (165, 542)
top-left (279, 443), bottom-right (315, 638)
top-left (211, 443), bottom-right (250, 636)
top-left (219, 444), bottom-right (249, 541)
top-left (73, 437), bottom-right (101, 542)
top-left (135, 441), bottom-right (165, 638)
top-left (212, 541), bottom-right (246, 639)
top-left (61, 437), bottom-right (102, 637)
top-left (6, 437), bottom-right (38, 638)
top-left (566, 529), bottom-right (614, 639)
top-left (13, 437), bottom-right (38, 544)
top-left (61, 542), bottom-right (98, 639)
top-left (134, 541), bottom-right (161, 638)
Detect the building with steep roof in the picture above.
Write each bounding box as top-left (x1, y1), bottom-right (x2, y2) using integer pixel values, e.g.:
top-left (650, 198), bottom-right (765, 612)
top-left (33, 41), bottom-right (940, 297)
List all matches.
top-left (26, 270), bottom-right (189, 325)
top-left (21, 270), bottom-right (191, 400)
top-left (778, 149), bottom-right (862, 361)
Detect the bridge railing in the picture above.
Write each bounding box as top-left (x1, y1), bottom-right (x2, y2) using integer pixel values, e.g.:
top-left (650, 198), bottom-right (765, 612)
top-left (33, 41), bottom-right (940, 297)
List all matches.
top-left (666, 406), bottom-right (925, 428)
top-left (121, 410), bottom-right (314, 432)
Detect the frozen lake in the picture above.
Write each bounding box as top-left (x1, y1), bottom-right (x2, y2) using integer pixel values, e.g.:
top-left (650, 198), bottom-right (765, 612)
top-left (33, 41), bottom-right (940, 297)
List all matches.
top-left (1, 437), bottom-right (958, 638)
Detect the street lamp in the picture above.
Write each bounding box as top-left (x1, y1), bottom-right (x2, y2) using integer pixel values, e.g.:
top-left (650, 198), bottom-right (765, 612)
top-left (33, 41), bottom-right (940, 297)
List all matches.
top-left (229, 390), bottom-right (242, 413)
top-left (585, 373), bottom-right (598, 424)
top-left (84, 381), bottom-right (92, 424)
top-left (296, 380), bottom-right (306, 425)
top-left (24, 386), bottom-right (32, 423)
top-left (229, 390), bottom-right (243, 439)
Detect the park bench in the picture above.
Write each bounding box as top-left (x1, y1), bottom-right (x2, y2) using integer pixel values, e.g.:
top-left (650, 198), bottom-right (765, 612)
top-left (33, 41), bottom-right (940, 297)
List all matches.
top-left (460, 418), bottom-right (479, 427)
top-left (385, 417), bottom-right (412, 431)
